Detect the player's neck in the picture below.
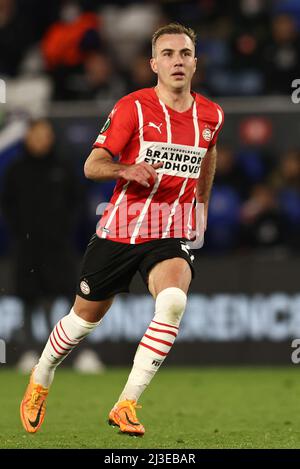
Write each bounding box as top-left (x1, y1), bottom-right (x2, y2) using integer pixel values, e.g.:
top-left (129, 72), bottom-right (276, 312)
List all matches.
top-left (154, 85), bottom-right (194, 112)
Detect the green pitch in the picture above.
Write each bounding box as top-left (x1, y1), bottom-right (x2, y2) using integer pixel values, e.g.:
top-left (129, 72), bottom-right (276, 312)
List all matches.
top-left (1, 367), bottom-right (300, 449)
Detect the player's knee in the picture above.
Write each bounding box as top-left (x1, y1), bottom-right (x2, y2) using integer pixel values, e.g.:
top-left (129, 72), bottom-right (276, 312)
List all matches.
top-left (154, 287), bottom-right (187, 327)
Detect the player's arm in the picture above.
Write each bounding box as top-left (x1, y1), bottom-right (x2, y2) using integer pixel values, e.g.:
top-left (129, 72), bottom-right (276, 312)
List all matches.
top-left (84, 147), bottom-right (162, 188)
top-left (196, 144), bottom-right (217, 231)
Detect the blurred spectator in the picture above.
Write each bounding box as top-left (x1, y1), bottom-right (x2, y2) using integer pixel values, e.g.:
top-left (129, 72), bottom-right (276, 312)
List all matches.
top-left (235, 0), bottom-right (269, 28)
top-left (41, 2), bottom-right (103, 99)
top-left (271, 149), bottom-right (300, 190)
top-left (205, 145), bottom-right (280, 252)
top-left (214, 146), bottom-right (252, 198)
top-left (229, 30), bottom-right (264, 95)
top-left (240, 183), bottom-right (285, 248)
top-left (262, 14), bottom-right (300, 94)
top-left (161, 0), bottom-right (231, 28)
top-left (126, 54), bottom-right (156, 93)
top-left (271, 150), bottom-right (300, 249)
top-left (203, 146), bottom-right (244, 251)
top-left (205, 185), bottom-right (241, 252)
top-left (273, 0), bottom-right (300, 29)
top-left (56, 51), bottom-right (126, 101)
top-left (1, 119), bottom-right (82, 344)
top-left (231, 29), bottom-right (261, 71)
top-left (0, 0), bottom-right (33, 76)
top-left (237, 148), bottom-right (270, 186)
top-left (101, 3), bottom-right (163, 71)
top-left (191, 63), bottom-right (211, 96)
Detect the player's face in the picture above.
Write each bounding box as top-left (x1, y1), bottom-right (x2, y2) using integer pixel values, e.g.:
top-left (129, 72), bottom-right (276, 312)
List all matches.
top-left (151, 34), bottom-right (197, 91)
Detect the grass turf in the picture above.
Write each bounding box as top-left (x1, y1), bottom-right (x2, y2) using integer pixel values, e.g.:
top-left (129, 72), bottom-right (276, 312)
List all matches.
top-left (0, 367), bottom-right (300, 449)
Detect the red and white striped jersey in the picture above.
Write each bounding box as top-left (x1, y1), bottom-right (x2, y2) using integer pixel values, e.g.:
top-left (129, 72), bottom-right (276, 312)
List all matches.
top-left (93, 87), bottom-right (224, 244)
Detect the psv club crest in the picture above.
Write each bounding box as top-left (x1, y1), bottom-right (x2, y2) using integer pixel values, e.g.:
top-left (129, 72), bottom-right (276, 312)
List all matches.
top-left (202, 128), bottom-right (212, 142)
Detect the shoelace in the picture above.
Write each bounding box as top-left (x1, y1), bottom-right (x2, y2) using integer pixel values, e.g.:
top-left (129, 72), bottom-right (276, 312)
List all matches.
top-left (126, 400), bottom-right (142, 422)
top-left (29, 386), bottom-right (48, 410)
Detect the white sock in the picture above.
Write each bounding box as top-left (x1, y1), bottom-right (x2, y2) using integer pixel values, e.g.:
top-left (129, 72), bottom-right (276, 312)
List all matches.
top-left (33, 308), bottom-right (100, 388)
top-left (118, 287), bottom-right (186, 402)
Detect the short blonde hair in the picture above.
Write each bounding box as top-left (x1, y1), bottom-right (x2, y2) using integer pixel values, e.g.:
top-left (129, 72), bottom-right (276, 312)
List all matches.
top-left (152, 23), bottom-right (197, 57)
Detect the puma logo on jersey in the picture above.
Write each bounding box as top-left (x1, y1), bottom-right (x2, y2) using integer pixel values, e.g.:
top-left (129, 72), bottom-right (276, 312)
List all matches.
top-left (148, 122), bottom-right (162, 134)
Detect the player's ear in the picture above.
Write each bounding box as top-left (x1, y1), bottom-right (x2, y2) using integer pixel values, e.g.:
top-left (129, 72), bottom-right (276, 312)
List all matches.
top-left (194, 56), bottom-right (197, 72)
top-left (150, 58), bottom-right (158, 74)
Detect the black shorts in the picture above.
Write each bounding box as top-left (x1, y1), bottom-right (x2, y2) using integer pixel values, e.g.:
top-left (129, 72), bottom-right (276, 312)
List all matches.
top-left (76, 235), bottom-right (195, 301)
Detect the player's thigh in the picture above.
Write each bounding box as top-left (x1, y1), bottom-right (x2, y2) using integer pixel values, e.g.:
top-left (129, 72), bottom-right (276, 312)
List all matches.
top-left (73, 294), bottom-right (114, 323)
top-left (148, 257), bottom-right (192, 299)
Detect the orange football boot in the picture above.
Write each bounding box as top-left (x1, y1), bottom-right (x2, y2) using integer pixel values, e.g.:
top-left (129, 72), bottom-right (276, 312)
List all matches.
top-left (20, 369), bottom-right (49, 433)
top-left (108, 399), bottom-right (145, 436)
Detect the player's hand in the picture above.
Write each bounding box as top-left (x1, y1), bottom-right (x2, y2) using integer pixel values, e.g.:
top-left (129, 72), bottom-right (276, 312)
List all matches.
top-left (118, 161), bottom-right (163, 188)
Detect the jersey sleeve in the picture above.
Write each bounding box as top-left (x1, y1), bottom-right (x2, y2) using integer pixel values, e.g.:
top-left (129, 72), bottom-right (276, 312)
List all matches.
top-left (93, 96), bottom-right (137, 156)
top-left (209, 103), bottom-right (224, 148)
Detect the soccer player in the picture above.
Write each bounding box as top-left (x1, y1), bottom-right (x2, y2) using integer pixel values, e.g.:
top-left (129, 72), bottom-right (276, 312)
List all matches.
top-left (20, 23), bottom-right (224, 437)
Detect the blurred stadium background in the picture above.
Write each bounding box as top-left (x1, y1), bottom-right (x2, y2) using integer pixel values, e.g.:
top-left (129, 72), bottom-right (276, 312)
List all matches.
top-left (1, 0), bottom-right (300, 373)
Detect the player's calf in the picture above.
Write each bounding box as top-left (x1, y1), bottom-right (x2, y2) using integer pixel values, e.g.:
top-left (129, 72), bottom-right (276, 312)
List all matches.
top-left (116, 287), bottom-right (187, 403)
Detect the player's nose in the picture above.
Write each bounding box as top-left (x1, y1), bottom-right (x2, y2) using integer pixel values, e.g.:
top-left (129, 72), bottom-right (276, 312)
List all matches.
top-left (174, 58), bottom-right (184, 67)
top-left (172, 52), bottom-right (184, 65)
